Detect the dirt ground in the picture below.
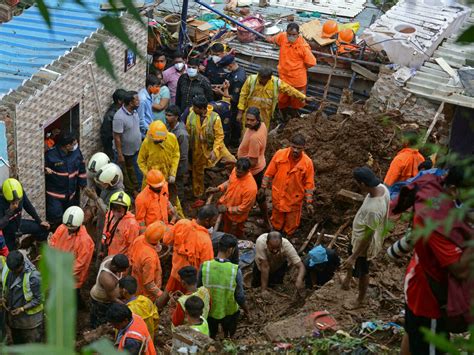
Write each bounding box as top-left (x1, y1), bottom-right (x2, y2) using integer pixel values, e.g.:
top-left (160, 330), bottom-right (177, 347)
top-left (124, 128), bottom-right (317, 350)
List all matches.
top-left (72, 106), bottom-right (415, 352)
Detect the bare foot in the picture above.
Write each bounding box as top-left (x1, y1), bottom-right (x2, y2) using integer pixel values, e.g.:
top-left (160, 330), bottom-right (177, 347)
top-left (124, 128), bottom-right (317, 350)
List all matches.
top-left (343, 299), bottom-right (365, 310)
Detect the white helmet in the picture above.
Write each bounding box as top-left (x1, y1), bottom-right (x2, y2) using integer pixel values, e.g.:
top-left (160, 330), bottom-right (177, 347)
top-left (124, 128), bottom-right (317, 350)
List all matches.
top-left (62, 206), bottom-right (84, 228)
top-left (95, 163), bottom-right (123, 187)
top-left (88, 152), bottom-right (110, 174)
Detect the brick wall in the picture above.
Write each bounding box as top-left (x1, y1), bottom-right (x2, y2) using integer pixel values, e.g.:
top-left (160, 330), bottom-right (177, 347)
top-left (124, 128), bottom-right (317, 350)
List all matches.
top-left (2, 15), bottom-right (147, 218)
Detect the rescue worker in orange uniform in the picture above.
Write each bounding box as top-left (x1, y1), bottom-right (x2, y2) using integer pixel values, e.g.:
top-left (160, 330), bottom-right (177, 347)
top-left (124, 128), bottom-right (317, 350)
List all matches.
top-left (101, 191), bottom-right (139, 257)
top-left (261, 133), bottom-right (315, 236)
top-left (158, 205), bottom-right (218, 307)
top-left (49, 206), bottom-right (94, 308)
top-left (135, 169), bottom-right (178, 232)
top-left (266, 22), bottom-right (316, 123)
top-left (106, 303), bottom-right (156, 355)
top-left (129, 221), bottom-right (166, 303)
top-left (207, 158), bottom-right (257, 238)
top-left (384, 129), bottom-right (425, 186)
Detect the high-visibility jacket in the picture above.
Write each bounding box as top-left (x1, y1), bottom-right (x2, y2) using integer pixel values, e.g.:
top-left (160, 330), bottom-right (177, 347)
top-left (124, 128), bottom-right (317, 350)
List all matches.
top-left (45, 146), bottom-right (87, 201)
top-left (190, 317), bottom-right (210, 336)
top-left (49, 224), bottom-right (94, 288)
top-left (218, 169), bottom-right (257, 223)
top-left (163, 219), bottom-right (214, 280)
top-left (129, 235), bottom-right (162, 302)
top-left (117, 314), bottom-right (156, 355)
top-left (137, 133), bottom-right (180, 180)
top-left (127, 295), bottom-right (160, 337)
top-left (238, 75), bottom-right (306, 128)
top-left (270, 32), bottom-right (316, 88)
top-left (262, 147), bottom-right (315, 212)
top-left (384, 147), bottom-right (425, 186)
top-left (102, 211), bottom-right (140, 257)
top-left (202, 259), bottom-right (239, 320)
top-left (135, 185), bottom-right (172, 229)
top-left (172, 286), bottom-right (211, 328)
top-left (2, 266), bottom-right (43, 315)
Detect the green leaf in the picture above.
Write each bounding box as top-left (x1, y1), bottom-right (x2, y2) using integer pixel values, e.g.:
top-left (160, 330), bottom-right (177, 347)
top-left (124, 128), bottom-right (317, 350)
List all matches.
top-left (95, 43), bottom-right (117, 81)
top-left (457, 25), bottom-right (474, 44)
top-left (2, 344), bottom-right (67, 355)
top-left (42, 246), bottom-right (76, 353)
top-left (420, 327), bottom-right (461, 354)
top-left (82, 338), bottom-right (122, 355)
top-left (35, 0), bottom-right (52, 28)
top-left (98, 15), bottom-right (140, 57)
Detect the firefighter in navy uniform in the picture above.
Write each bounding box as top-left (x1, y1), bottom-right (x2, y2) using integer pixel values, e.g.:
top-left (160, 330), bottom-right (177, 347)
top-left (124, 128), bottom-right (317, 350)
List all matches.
top-left (44, 132), bottom-right (87, 227)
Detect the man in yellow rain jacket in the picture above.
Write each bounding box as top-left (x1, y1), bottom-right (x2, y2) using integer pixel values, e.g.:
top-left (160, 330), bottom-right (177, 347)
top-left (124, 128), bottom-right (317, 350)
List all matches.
top-left (237, 67), bottom-right (313, 129)
top-left (138, 120), bottom-right (184, 216)
top-left (186, 95), bottom-right (235, 205)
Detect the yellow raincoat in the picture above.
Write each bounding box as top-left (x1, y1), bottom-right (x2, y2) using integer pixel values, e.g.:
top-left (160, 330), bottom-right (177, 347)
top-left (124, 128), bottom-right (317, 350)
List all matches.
top-left (127, 295), bottom-right (160, 337)
top-left (186, 105), bottom-right (235, 197)
top-left (237, 74), bottom-right (306, 128)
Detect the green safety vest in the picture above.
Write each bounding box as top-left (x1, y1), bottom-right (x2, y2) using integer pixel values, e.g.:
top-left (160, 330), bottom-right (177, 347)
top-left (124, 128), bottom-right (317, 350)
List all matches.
top-left (2, 265), bottom-right (44, 315)
top-left (202, 260), bottom-right (239, 320)
top-left (247, 74), bottom-right (280, 114)
top-left (190, 316), bottom-right (210, 336)
top-left (188, 110), bottom-right (219, 151)
top-left (177, 286), bottom-right (211, 320)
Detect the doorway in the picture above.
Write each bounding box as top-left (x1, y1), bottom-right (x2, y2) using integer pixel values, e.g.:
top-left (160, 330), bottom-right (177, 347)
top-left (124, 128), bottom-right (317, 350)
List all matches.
top-left (43, 104), bottom-right (80, 151)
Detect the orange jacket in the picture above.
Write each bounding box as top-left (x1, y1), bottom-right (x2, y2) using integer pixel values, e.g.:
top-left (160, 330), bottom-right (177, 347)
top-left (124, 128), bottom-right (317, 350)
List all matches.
top-left (135, 184), bottom-right (172, 229)
top-left (163, 219), bottom-right (214, 280)
top-left (129, 235), bottom-right (162, 302)
top-left (218, 169), bottom-right (257, 223)
top-left (384, 147), bottom-right (425, 186)
top-left (102, 211), bottom-right (140, 257)
top-left (271, 32), bottom-right (316, 88)
top-left (49, 224), bottom-right (94, 288)
top-left (262, 147), bottom-right (315, 212)
top-left (117, 314), bottom-right (156, 355)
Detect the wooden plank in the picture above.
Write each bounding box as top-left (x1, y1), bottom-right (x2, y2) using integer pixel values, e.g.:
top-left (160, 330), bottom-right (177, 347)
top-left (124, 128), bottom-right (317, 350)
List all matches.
top-left (350, 63), bottom-right (378, 81)
top-left (337, 189), bottom-right (365, 202)
top-left (300, 20), bottom-right (335, 46)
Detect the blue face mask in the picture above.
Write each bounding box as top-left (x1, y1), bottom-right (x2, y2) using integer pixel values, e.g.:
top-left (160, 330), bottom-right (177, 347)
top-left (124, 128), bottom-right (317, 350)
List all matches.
top-left (187, 68), bottom-right (198, 78)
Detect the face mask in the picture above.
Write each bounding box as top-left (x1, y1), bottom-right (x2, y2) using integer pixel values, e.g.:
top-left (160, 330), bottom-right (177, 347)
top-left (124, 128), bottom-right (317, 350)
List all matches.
top-left (150, 86), bottom-right (160, 95)
top-left (223, 68), bottom-right (231, 73)
top-left (154, 62), bottom-right (165, 70)
top-left (187, 68), bottom-right (198, 78)
top-left (212, 55), bottom-right (221, 63)
top-left (174, 62), bottom-right (185, 71)
top-left (288, 35), bottom-right (298, 43)
top-left (69, 143), bottom-right (78, 152)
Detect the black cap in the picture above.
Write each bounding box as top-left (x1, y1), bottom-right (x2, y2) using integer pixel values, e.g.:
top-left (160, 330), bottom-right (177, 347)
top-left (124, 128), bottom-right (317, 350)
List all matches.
top-left (218, 54), bottom-right (235, 67)
top-left (353, 166), bottom-right (381, 187)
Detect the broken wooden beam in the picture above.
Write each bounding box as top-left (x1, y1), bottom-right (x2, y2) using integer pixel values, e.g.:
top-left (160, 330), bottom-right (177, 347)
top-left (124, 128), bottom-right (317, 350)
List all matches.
top-left (298, 222), bottom-right (319, 254)
top-left (337, 189), bottom-right (365, 202)
top-left (350, 63), bottom-right (378, 81)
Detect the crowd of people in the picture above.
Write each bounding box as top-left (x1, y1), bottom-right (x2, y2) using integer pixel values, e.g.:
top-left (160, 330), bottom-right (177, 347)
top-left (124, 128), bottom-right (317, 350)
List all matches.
top-left (0, 22), bottom-right (472, 355)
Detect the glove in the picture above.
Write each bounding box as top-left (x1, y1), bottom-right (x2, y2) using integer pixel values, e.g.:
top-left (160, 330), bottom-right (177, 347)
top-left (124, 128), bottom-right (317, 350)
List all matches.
top-left (169, 176), bottom-right (176, 184)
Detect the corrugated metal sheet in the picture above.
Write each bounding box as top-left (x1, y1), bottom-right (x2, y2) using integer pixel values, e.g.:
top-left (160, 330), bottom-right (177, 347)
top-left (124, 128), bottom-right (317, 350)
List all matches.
top-left (0, 0), bottom-right (104, 96)
top-left (405, 13), bottom-right (474, 108)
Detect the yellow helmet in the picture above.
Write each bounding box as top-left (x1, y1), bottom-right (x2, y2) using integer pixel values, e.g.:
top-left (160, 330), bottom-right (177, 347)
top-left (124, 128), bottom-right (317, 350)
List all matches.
top-left (147, 121), bottom-right (168, 142)
top-left (2, 178), bottom-right (23, 202)
top-left (109, 191), bottom-right (132, 211)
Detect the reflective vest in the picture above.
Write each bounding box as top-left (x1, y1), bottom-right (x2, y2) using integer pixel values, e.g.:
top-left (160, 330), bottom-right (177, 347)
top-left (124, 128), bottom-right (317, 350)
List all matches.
top-left (118, 314), bottom-right (156, 355)
top-left (202, 260), bottom-right (239, 320)
top-left (2, 266), bottom-right (44, 315)
top-left (247, 74), bottom-right (280, 115)
top-left (188, 108), bottom-right (219, 151)
top-left (177, 286), bottom-right (211, 320)
top-left (190, 316), bottom-right (210, 336)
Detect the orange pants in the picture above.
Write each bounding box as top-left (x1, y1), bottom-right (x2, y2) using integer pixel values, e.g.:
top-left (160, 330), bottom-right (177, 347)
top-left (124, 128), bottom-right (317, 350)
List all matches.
top-left (271, 208), bottom-right (302, 236)
top-left (278, 86), bottom-right (306, 110)
top-left (166, 275), bottom-right (186, 294)
top-left (222, 214), bottom-right (245, 238)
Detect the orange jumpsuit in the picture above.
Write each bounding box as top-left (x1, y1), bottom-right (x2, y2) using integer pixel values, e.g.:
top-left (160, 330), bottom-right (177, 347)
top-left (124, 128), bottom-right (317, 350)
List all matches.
top-left (163, 219), bottom-right (214, 293)
top-left (270, 33), bottom-right (316, 110)
top-left (102, 211), bottom-right (140, 257)
top-left (384, 147), bottom-right (425, 186)
top-left (129, 235), bottom-right (163, 302)
top-left (262, 147), bottom-right (315, 235)
top-left (117, 314), bottom-right (156, 355)
top-left (135, 184), bottom-right (173, 230)
top-left (49, 224), bottom-right (94, 288)
top-left (218, 169), bottom-right (258, 237)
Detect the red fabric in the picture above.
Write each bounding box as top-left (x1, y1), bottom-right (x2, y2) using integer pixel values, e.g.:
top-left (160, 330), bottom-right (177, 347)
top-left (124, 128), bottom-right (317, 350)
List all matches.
top-left (278, 86), bottom-right (307, 110)
top-left (118, 314), bottom-right (156, 355)
top-left (0, 245), bottom-right (9, 257)
top-left (49, 224), bottom-right (94, 288)
top-left (172, 301), bottom-right (186, 327)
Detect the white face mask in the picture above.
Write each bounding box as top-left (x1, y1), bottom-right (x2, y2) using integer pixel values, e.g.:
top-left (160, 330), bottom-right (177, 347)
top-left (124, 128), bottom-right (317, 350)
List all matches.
top-left (223, 68), bottom-right (231, 73)
top-left (187, 68), bottom-right (198, 78)
top-left (174, 62), bottom-right (185, 71)
top-left (212, 55), bottom-right (221, 63)
top-left (71, 143), bottom-right (79, 152)
top-left (288, 34), bottom-right (298, 43)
